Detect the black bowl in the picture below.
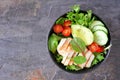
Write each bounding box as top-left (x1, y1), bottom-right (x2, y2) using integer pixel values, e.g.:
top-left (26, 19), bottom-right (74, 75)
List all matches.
top-left (47, 10), bottom-right (112, 73)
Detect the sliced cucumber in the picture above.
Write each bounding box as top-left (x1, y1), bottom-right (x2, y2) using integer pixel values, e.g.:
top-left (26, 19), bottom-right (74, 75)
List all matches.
top-left (89, 20), bottom-right (104, 29)
top-left (94, 31), bottom-right (108, 46)
top-left (92, 25), bottom-right (108, 34)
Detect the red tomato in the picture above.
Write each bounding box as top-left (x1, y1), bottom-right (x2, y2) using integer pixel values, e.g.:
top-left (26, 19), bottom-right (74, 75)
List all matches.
top-left (88, 42), bottom-right (104, 53)
top-left (88, 42), bottom-right (98, 52)
top-left (53, 24), bottom-right (63, 34)
top-left (63, 20), bottom-right (71, 28)
top-left (62, 27), bottom-right (71, 37)
top-left (96, 46), bottom-right (104, 52)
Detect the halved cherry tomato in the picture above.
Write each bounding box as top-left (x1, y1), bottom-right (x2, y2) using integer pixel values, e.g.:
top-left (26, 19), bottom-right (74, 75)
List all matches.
top-left (53, 24), bottom-right (63, 34)
top-left (96, 46), bottom-right (104, 52)
top-left (88, 42), bottom-right (104, 53)
top-left (62, 27), bottom-right (71, 37)
top-left (88, 42), bottom-right (98, 52)
top-left (63, 20), bottom-right (71, 28)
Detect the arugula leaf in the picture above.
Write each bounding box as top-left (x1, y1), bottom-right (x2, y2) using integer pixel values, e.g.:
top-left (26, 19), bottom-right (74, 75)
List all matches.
top-left (71, 5), bottom-right (80, 13)
top-left (94, 53), bottom-right (104, 62)
top-left (66, 65), bottom-right (80, 71)
top-left (88, 16), bottom-right (95, 26)
top-left (87, 10), bottom-right (92, 21)
top-left (56, 17), bottom-right (66, 24)
top-left (96, 54), bottom-right (104, 62)
top-left (92, 52), bottom-right (105, 66)
top-left (66, 12), bottom-right (75, 23)
top-left (73, 56), bottom-right (86, 64)
top-left (70, 37), bottom-right (86, 53)
top-left (92, 59), bottom-right (98, 65)
top-left (55, 54), bottom-right (63, 63)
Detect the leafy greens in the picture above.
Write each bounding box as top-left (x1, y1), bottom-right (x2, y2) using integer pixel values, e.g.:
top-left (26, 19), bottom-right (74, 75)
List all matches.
top-left (56, 17), bottom-right (66, 24)
top-left (66, 65), bottom-right (81, 71)
top-left (48, 33), bottom-right (61, 53)
top-left (92, 52), bottom-right (105, 65)
top-left (73, 56), bottom-right (86, 64)
top-left (55, 54), bottom-right (63, 63)
top-left (70, 37), bottom-right (86, 53)
top-left (67, 5), bottom-right (95, 27)
top-left (55, 5), bottom-right (96, 27)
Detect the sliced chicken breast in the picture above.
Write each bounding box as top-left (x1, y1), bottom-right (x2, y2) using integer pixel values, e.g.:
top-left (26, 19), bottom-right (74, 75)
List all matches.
top-left (57, 38), bottom-right (66, 56)
top-left (85, 51), bottom-right (92, 61)
top-left (57, 38), bottom-right (72, 56)
top-left (59, 38), bottom-right (72, 51)
top-left (64, 49), bottom-right (74, 66)
top-left (69, 52), bottom-right (78, 65)
top-left (78, 50), bottom-right (92, 69)
top-left (85, 54), bottom-right (95, 68)
top-left (61, 45), bottom-right (71, 64)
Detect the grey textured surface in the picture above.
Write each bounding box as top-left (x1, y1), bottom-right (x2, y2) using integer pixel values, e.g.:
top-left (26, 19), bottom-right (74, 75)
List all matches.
top-left (0, 0), bottom-right (120, 80)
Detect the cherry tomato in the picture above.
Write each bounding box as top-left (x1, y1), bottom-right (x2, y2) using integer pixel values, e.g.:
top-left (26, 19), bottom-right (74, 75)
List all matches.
top-left (88, 42), bottom-right (104, 53)
top-left (63, 20), bottom-right (71, 28)
top-left (62, 27), bottom-right (71, 37)
top-left (88, 42), bottom-right (98, 52)
top-left (96, 46), bottom-right (104, 52)
top-left (53, 24), bottom-right (63, 34)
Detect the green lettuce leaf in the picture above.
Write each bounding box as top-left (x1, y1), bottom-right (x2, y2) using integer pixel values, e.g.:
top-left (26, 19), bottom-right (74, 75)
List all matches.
top-left (66, 65), bottom-right (80, 71)
top-left (48, 33), bottom-right (61, 53)
top-left (56, 17), bottom-right (66, 24)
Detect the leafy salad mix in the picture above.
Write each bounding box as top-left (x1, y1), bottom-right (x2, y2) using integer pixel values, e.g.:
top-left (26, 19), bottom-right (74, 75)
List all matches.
top-left (48, 5), bottom-right (111, 71)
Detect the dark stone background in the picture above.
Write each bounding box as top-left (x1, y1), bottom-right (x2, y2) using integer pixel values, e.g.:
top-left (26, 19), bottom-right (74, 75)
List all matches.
top-left (0, 0), bottom-right (119, 80)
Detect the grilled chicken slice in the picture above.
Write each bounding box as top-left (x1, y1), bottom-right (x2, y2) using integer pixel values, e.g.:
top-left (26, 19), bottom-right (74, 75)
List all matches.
top-left (85, 54), bottom-right (95, 68)
top-left (57, 38), bottom-right (73, 65)
top-left (57, 38), bottom-right (67, 56)
top-left (61, 45), bottom-right (72, 64)
top-left (57, 38), bottom-right (72, 56)
top-left (64, 50), bottom-right (74, 65)
top-left (69, 52), bottom-right (78, 65)
top-left (85, 50), bottom-right (92, 61)
top-left (78, 50), bottom-right (94, 69)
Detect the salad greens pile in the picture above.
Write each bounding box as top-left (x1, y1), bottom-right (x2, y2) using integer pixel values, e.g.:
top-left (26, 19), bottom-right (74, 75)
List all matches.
top-left (92, 52), bottom-right (105, 65)
top-left (66, 65), bottom-right (80, 71)
top-left (56, 5), bottom-right (95, 27)
top-left (48, 5), bottom-right (111, 71)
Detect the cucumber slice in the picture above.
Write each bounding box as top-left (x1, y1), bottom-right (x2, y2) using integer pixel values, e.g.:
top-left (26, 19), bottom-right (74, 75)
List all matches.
top-left (94, 31), bottom-right (108, 46)
top-left (92, 25), bottom-right (108, 34)
top-left (89, 20), bottom-right (104, 29)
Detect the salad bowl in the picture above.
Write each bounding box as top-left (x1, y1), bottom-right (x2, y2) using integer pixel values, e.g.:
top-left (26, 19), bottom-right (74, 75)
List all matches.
top-left (47, 5), bottom-right (111, 73)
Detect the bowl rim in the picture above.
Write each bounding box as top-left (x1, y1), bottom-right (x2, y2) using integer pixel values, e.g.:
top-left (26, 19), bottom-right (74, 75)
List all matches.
top-left (47, 10), bottom-right (112, 73)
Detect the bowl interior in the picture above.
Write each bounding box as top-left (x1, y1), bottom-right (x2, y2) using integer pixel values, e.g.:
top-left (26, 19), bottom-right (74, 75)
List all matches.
top-left (48, 10), bottom-right (111, 73)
